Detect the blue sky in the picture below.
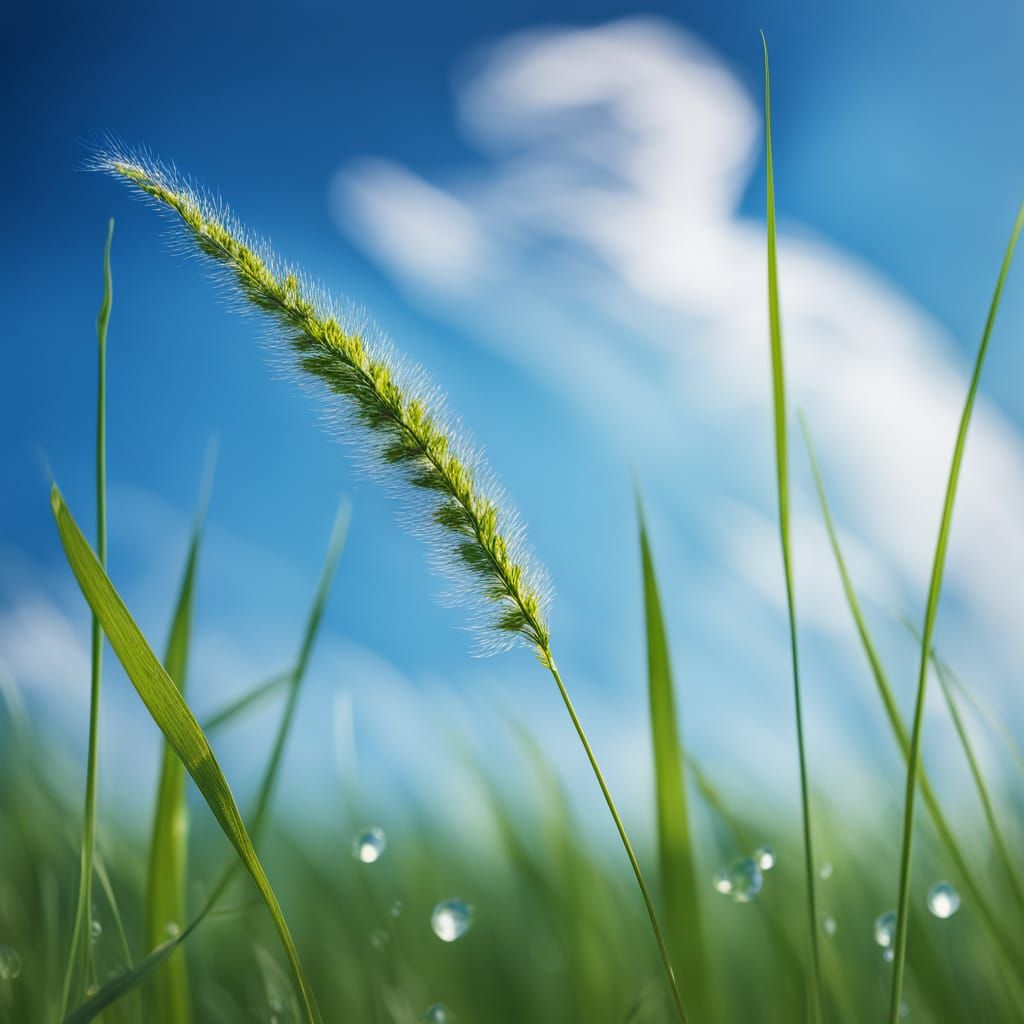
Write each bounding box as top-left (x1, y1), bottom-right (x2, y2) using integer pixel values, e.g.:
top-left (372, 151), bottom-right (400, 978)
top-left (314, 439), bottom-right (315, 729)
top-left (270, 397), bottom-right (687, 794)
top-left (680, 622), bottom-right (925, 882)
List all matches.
top-left (2, 2), bottom-right (1023, 836)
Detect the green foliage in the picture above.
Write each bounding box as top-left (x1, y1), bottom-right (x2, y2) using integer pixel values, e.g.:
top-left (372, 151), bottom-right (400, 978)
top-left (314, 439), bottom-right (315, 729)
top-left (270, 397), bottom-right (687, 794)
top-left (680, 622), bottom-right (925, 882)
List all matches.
top-left (762, 37), bottom-right (823, 1020)
top-left (145, 451), bottom-right (214, 1024)
top-left (49, 487), bottom-right (322, 1024)
top-left (59, 218), bottom-right (114, 1019)
top-left (888, 200), bottom-right (1024, 1023)
top-left (637, 495), bottom-right (705, 1014)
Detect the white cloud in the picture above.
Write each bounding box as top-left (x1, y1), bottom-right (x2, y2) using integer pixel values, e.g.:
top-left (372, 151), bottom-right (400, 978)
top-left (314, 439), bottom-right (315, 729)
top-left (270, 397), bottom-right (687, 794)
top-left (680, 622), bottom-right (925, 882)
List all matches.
top-left (332, 16), bottom-right (1024, 712)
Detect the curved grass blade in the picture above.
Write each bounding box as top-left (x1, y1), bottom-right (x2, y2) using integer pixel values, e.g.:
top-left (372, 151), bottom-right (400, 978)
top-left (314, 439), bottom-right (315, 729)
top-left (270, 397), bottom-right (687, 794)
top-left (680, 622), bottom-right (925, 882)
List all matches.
top-left (800, 416), bottom-right (1024, 983)
top-left (49, 484), bottom-right (322, 1024)
top-left (761, 36), bottom-right (823, 1021)
top-left (202, 671), bottom-right (294, 733)
top-left (944, 665), bottom-right (1024, 776)
top-left (145, 446), bottom-right (216, 1024)
top-left (59, 218), bottom-right (114, 1019)
top-left (902, 623), bottom-right (1024, 914)
top-left (64, 502), bottom-right (348, 1023)
top-left (636, 494), bottom-right (705, 1014)
top-left (889, 200), bottom-right (1024, 1023)
top-left (935, 657), bottom-right (1024, 912)
top-left (249, 500), bottom-right (349, 839)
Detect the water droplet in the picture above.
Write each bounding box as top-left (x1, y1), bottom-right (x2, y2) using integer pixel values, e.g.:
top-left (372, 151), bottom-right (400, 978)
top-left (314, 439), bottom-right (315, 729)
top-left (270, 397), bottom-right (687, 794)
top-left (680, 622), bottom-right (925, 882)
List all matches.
top-left (389, 900), bottom-right (403, 918)
top-left (822, 915), bottom-right (837, 938)
top-left (819, 861), bottom-right (833, 881)
top-left (165, 921), bottom-right (181, 939)
top-left (351, 827), bottom-right (387, 864)
top-left (753, 845), bottom-right (775, 871)
top-left (900, 1001), bottom-right (910, 1018)
top-left (926, 881), bottom-right (960, 919)
top-left (431, 899), bottom-right (474, 942)
top-left (0, 946), bottom-right (21, 981)
top-left (712, 858), bottom-right (763, 903)
top-left (425, 1004), bottom-right (451, 1023)
top-left (370, 928), bottom-right (389, 950)
top-left (90, 919), bottom-right (102, 942)
top-left (85, 984), bottom-right (98, 997)
top-left (874, 910), bottom-right (897, 948)
top-left (883, 947), bottom-right (895, 963)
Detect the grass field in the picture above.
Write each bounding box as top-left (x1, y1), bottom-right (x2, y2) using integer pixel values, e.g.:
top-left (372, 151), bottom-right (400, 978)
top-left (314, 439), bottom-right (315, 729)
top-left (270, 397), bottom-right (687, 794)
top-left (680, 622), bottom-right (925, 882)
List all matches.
top-left (2, 48), bottom-right (1023, 1024)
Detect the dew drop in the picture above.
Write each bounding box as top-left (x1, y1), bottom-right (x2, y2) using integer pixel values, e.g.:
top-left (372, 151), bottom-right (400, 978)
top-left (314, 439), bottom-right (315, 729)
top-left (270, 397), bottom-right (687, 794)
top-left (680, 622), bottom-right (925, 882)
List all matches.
top-left (389, 900), bottom-right (403, 918)
top-left (819, 861), bottom-right (833, 881)
top-left (712, 858), bottom-right (763, 903)
top-left (351, 827), bottom-right (387, 864)
top-left (874, 910), bottom-right (897, 948)
top-left (926, 881), bottom-right (960, 920)
top-left (90, 919), bottom-right (103, 942)
top-left (822, 915), bottom-right (837, 938)
top-left (165, 921), bottom-right (182, 939)
top-left (753, 845), bottom-right (775, 871)
top-left (431, 899), bottom-right (474, 942)
top-left (0, 946), bottom-right (21, 981)
top-left (425, 1004), bottom-right (451, 1023)
top-left (883, 947), bottom-right (895, 963)
top-left (370, 928), bottom-right (389, 950)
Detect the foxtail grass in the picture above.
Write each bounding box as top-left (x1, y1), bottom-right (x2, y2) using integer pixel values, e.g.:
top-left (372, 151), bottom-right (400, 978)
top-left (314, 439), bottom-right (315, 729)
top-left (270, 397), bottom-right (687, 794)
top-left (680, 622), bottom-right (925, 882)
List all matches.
top-left (888, 199), bottom-right (1024, 1023)
top-left (762, 37), bottom-right (824, 1021)
top-left (59, 218), bottom-right (113, 1020)
top-left (99, 147), bottom-right (690, 1023)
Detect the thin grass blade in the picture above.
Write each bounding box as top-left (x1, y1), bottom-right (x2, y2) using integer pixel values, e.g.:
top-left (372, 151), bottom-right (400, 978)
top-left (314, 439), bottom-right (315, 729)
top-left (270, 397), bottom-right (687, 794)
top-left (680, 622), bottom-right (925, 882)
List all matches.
top-left (249, 500), bottom-right (350, 838)
top-left (799, 415), bottom-right (1024, 985)
top-left (49, 484), bottom-right (322, 1024)
top-left (888, 200), bottom-right (1024, 1023)
top-left (636, 493), bottom-right (705, 1013)
top-left (63, 505), bottom-right (347, 1023)
top-left (202, 671), bottom-right (294, 733)
top-left (59, 218), bottom-right (114, 1018)
top-left (145, 446), bottom-right (216, 1024)
top-left (762, 36), bottom-right (823, 1021)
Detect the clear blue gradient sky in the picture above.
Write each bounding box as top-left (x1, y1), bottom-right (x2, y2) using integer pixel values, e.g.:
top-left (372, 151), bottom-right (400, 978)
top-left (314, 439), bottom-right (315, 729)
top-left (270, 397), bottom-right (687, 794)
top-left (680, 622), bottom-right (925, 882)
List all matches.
top-left (2, 1), bottom-right (1023, 831)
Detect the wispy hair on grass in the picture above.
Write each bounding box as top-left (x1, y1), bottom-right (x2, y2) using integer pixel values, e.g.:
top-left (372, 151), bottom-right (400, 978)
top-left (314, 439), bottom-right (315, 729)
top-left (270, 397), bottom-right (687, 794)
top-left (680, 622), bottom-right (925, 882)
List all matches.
top-left (93, 145), bottom-right (549, 659)
top-left (98, 146), bottom-right (690, 1023)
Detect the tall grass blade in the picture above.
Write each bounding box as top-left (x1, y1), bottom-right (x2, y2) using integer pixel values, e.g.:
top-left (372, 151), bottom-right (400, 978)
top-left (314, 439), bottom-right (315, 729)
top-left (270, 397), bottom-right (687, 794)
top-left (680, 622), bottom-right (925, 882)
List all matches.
top-left (59, 218), bottom-right (114, 1019)
top-left (800, 415), bottom-right (1024, 983)
top-left (49, 485), bottom-right (322, 1024)
top-left (888, 200), bottom-right (1024, 1023)
top-left (636, 494), bottom-right (705, 1012)
top-left (63, 506), bottom-right (347, 1023)
top-left (761, 36), bottom-right (823, 1021)
top-left (249, 500), bottom-right (349, 838)
top-left (912, 629), bottom-right (1024, 913)
top-left (145, 446), bottom-right (216, 1024)
top-left (943, 664), bottom-right (1024, 776)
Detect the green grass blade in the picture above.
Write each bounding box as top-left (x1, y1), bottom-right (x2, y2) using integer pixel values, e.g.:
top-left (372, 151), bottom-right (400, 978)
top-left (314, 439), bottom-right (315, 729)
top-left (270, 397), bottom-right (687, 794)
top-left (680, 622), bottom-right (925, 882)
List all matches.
top-left (63, 505), bottom-right (346, 1023)
top-left (889, 200), bottom-right (1024, 1023)
top-left (59, 218), bottom-right (114, 1019)
top-left (934, 656), bottom-right (1024, 912)
top-left (249, 500), bottom-right (350, 838)
top-left (636, 493), bottom-right (705, 1013)
top-left (943, 665), bottom-right (1024, 776)
top-left (49, 485), bottom-right (323, 1024)
top-left (145, 447), bottom-right (216, 1024)
top-left (900, 624), bottom-right (1024, 914)
top-left (800, 415), bottom-right (1024, 981)
top-left (202, 671), bottom-right (294, 733)
top-left (761, 36), bottom-right (823, 1021)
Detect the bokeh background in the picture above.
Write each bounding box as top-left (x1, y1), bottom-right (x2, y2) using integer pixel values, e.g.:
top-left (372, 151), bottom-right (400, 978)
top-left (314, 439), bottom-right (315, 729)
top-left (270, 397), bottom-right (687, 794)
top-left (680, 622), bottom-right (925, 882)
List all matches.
top-left (2, 0), bottom-right (1023, 854)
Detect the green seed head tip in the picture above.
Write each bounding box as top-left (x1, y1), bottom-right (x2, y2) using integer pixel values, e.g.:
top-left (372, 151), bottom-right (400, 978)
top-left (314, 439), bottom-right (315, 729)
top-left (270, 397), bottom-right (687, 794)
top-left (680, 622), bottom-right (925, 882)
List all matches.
top-left (97, 145), bottom-right (551, 656)
top-left (49, 483), bottom-right (62, 517)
